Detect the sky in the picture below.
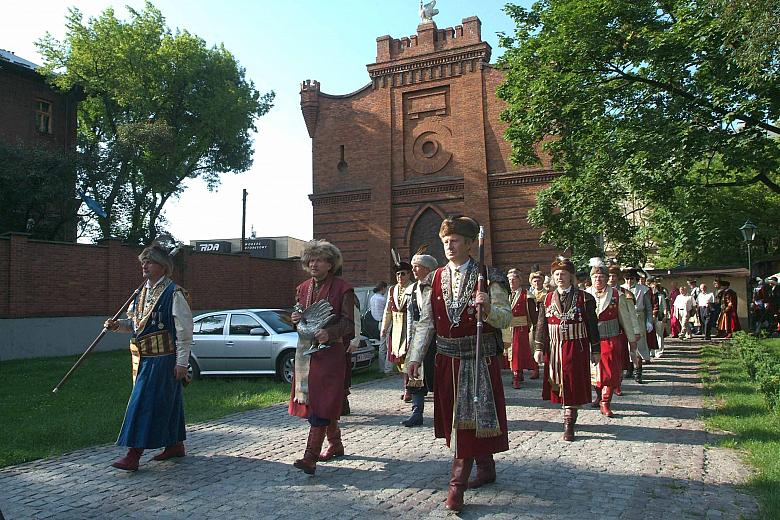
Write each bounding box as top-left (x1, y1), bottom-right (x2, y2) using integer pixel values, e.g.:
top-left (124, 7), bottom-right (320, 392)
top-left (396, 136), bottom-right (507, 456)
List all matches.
top-left (2, 0), bottom-right (529, 244)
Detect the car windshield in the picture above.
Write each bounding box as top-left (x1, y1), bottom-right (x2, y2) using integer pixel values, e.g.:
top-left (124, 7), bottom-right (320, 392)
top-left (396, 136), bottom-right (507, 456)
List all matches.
top-left (255, 310), bottom-right (296, 334)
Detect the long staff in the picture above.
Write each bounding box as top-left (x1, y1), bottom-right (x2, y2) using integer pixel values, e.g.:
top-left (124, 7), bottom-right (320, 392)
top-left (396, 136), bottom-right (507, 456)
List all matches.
top-left (473, 226), bottom-right (485, 403)
top-left (51, 281), bottom-right (145, 393)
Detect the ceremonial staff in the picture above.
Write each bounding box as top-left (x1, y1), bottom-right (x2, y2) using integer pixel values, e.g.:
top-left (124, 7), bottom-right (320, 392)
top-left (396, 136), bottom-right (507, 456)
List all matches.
top-left (51, 280), bottom-right (145, 393)
top-left (473, 226), bottom-right (485, 403)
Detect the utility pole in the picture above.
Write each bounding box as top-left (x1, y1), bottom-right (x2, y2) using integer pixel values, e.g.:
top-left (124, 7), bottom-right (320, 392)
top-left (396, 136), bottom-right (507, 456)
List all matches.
top-left (241, 189), bottom-right (248, 252)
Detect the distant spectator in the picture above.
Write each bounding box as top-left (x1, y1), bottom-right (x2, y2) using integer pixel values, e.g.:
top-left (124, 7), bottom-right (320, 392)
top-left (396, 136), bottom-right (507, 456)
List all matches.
top-left (668, 281), bottom-right (681, 337)
top-left (767, 277), bottom-right (780, 336)
top-left (687, 279), bottom-right (701, 334)
top-left (369, 281), bottom-right (391, 373)
top-left (674, 286), bottom-right (695, 339)
top-left (696, 283), bottom-right (715, 340)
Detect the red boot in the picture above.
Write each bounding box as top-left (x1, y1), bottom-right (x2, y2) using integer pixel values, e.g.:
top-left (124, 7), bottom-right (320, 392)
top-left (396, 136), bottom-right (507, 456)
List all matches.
top-left (445, 458), bottom-right (473, 512)
top-left (111, 448), bottom-right (144, 471)
top-left (468, 454), bottom-right (496, 488)
top-left (318, 421), bottom-right (344, 461)
top-left (152, 442), bottom-right (185, 461)
top-left (293, 426), bottom-right (327, 475)
top-left (563, 408), bottom-right (577, 441)
top-left (591, 386), bottom-right (601, 408)
top-left (512, 372), bottom-right (521, 389)
top-left (600, 386), bottom-right (615, 417)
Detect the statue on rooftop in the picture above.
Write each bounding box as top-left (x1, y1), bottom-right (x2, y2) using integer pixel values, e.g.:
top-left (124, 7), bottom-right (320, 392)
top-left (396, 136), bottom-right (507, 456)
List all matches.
top-left (419, 0), bottom-right (439, 24)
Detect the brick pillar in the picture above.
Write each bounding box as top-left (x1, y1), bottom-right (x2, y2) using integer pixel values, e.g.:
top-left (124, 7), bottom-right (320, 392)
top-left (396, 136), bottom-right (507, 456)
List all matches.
top-left (7, 233), bottom-right (30, 318)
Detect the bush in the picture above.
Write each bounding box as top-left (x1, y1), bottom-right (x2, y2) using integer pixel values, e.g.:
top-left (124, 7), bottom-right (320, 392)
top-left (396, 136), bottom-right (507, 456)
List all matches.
top-left (727, 332), bottom-right (780, 412)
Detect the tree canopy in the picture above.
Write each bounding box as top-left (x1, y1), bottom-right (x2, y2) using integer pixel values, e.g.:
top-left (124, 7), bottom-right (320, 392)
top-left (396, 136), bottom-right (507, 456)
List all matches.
top-left (37, 2), bottom-right (274, 244)
top-left (497, 0), bottom-right (780, 267)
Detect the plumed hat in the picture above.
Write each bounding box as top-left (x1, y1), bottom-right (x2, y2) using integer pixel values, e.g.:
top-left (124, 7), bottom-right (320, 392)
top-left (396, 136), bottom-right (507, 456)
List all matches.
top-left (391, 247), bottom-right (413, 273)
top-left (410, 244), bottom-right (437, 270)
top-left (439, 216), bottom-right (479, 240)
top-left (550, 256), bottom-right (575, 275)
top-left (138, 243), bottom-right (174, 276)
top-left (588, 257), bottom-right (608, 276)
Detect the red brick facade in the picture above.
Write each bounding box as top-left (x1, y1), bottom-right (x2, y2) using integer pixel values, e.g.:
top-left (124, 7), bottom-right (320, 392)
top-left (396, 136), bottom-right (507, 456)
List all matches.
top-left (301, 17), bottom-right (560, 286)
top-left (0, 233), bottom-right (307, 318)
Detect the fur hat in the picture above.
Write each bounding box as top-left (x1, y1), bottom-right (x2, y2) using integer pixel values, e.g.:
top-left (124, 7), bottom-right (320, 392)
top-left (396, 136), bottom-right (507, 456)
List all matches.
top-left (138, 243), bottom-right (174, 276)
top-left (301, 239), bottom-right (343, 275)
top-left (529, 270), bottom-right (543, 284)
top-left (411, 254), bottom-right (437, 270)
top-left (507, 268), bottom-right (521, 280)
top-left (624, 267), bottom-right (639, 280)
top-left (439, 216), bottom-right (479, 240)
top-left (550, 256), bottom-right (575, 275)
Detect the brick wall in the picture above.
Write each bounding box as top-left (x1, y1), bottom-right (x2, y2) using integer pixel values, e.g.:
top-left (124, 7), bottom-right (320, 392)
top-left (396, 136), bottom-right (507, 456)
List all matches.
top-left (0, 234), bottom-right (307, 318)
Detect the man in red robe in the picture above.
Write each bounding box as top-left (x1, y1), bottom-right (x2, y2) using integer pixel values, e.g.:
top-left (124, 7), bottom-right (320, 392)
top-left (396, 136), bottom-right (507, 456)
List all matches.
top-left (406, 216), bottom-right (511, 512)
top-left (586, 259), bottom-right (639, 417)
top-left (289, 240), bottom-right (355, 475)
top-left (716, 280), bottom-right (742, 338)
top-left (506, 268), bottom-right (539, 388)
top-left (534, 257), bottom-right (600, 441)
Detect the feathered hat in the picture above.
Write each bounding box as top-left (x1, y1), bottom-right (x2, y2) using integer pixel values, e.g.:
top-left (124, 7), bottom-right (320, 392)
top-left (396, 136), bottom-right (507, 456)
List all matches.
top-left (550, 255), bottom-right (575, 275)
top-left (410, 244), bottom-right (438, 270)
top-left (588, 257), bottom-right (608, 276)
top-left (391, 248), bottom-right (413, 273)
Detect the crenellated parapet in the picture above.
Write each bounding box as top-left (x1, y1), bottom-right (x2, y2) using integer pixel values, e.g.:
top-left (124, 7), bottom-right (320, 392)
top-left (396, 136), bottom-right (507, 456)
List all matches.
top-left (300, 79), bottom-right (320, 138)
top-left (368, 17), bottom-right (491, 89)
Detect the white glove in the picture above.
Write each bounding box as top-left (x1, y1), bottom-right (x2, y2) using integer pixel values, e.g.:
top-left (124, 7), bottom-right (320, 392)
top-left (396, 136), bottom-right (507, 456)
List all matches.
top-left (533, 350), bottom-right (544, 365)
top-left (646, 322), bottom-right (654, 333)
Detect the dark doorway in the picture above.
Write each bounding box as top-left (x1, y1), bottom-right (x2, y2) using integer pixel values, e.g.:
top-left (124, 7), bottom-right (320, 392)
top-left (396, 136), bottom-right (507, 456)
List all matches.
top-left (410, 208), bottom-right (445, 267)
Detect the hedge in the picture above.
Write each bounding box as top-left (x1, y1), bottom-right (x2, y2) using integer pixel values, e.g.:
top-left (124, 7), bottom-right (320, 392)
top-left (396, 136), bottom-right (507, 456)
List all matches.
top-left (729, 332), bottom-right (780, 412)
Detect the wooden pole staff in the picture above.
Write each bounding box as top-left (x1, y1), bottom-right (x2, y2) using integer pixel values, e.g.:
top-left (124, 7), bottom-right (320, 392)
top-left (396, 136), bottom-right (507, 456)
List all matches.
top-left (473, 226), bottom-right (485, 403)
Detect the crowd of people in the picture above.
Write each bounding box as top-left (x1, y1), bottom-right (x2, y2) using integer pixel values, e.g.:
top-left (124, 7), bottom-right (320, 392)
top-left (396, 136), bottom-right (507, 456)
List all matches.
top-left (751, 276), bottom-right (780, 335)
top-left (99, 215), bottom-right (764, 514)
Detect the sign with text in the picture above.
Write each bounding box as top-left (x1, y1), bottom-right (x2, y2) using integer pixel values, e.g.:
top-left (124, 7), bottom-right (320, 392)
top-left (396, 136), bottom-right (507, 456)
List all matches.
top-left (244, 238), bottom-right (276, 258)
top-left (195, 241), bottom-right (232, 253)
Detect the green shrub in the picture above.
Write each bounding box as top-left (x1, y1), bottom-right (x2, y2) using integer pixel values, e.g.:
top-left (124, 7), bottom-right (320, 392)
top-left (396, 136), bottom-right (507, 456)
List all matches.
top-left (727, 333), bottom-right (780, 412)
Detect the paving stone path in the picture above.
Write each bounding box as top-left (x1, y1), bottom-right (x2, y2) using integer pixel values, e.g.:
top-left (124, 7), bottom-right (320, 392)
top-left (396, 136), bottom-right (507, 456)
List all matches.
top-left (0, 340), bottom-right (759, 519)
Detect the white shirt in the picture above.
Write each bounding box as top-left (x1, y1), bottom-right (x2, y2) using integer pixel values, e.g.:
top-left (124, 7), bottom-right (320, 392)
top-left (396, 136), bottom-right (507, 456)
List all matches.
top-left (369, 292), bottom-right (387, 321)
top-left (674, 294), bottom-right (695, 314)
top-left (696, 291), bottom-right (715, 308)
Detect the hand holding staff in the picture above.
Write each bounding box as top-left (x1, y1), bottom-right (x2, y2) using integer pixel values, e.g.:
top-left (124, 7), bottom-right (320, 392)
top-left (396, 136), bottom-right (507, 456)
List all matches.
top-left (473, 226), bottom-right (485, 403)
top-left (51, 280), bottom-right (145, 394)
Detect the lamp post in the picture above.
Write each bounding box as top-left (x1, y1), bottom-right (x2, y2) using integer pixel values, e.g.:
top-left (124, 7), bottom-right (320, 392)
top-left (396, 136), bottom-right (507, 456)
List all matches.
top-left (739, 220), bottom-right (757, 332)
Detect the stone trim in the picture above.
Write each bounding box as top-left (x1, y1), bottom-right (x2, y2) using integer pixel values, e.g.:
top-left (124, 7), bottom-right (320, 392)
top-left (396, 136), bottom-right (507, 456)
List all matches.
top-left (309, 190), bottom-right (372, 207)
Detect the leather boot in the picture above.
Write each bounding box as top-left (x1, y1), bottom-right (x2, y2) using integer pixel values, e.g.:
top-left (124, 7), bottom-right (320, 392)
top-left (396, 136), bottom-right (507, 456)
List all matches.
top-left (563, 408), bottom-right (576, 441)
top-left (402, 392), bottom-right (424, 427)
top-left (634, 363), bottom-right (644, 384)
top-left (152, 441), bottom-right (185, 461)
top-left (600, 386), bottom-right (614, 417)
top-left (341, 395), bottom-right (351, 416)
top-left (591, 386), bottom-right (601, 408)
top-left (111, 447), bottom-right (144, 471)
top-left (445, 457), bottom-right (473, 512)
top-left (467, 454), bottom-right (496, 488)
top-left (294, 425), bottom-right (327, 474)
top-left (530, 366), bottom-right (539, 379)
top-left (318, 421), bottom-right (344, 461)
top-left (512, 372), bottom-right (521, 389)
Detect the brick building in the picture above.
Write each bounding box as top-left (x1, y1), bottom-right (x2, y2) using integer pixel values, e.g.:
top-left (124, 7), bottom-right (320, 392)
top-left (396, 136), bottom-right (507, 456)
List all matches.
top-left (300, 17), bottom-right (559, 286)
top-left (0, 49), bottom-right (82, 241)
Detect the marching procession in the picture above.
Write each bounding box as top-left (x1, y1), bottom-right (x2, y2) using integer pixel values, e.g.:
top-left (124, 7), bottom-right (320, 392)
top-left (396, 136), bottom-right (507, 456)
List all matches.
top-left (85, 214), bottom-right (744, 514)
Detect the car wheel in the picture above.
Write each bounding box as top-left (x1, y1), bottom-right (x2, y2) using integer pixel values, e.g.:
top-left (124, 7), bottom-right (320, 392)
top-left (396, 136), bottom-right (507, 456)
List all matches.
top-left (188, 356), bottom-right (201, 380)
top-left (277, 350), bottom-right (295, 384)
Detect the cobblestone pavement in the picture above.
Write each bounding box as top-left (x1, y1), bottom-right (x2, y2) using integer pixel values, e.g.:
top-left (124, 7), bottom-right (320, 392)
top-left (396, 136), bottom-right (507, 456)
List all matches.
top-left (0, 340), bottom-right (758, 519)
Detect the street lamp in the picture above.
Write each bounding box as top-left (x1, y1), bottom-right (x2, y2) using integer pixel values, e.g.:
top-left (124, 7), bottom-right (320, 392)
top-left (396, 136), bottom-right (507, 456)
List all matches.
top-left (740, 220), bottom-right (757, 332)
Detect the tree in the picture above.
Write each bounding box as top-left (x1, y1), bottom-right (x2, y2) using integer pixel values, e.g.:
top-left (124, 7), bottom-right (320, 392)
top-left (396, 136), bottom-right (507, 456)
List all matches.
top-left (37, 2), bottom-right (274, 244)
top-left (0, 142), bottom-right (80, 241)
top-left (497, 0), bottom-right (780, 266)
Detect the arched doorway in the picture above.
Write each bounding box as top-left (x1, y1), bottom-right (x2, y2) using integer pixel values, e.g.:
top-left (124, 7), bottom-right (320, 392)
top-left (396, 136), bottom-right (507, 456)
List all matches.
top-left (410, 207), bottom-right (445, 268)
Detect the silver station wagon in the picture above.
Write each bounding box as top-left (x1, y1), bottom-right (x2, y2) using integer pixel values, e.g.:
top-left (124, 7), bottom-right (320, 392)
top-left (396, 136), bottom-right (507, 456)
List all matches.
top-left (188, 308), bottom-right (375, 384)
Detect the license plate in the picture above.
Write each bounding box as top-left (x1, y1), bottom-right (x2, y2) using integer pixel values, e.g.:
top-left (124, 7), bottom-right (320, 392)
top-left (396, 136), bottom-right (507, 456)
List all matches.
top-left (356, 352), bottom-right (373, 362)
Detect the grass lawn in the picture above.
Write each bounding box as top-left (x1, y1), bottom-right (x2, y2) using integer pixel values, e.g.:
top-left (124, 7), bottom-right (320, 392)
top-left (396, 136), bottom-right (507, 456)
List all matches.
top-left (700, 338), bottom-right (780, 520)
top-left (0, 349), bottom-right (383, 468)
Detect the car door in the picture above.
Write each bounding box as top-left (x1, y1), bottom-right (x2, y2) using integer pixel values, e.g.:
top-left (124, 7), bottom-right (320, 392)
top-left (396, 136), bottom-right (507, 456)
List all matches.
top-left (192, 313), bottom-right (228, 372)
top-left (223, 313), bottom-right (273, 372)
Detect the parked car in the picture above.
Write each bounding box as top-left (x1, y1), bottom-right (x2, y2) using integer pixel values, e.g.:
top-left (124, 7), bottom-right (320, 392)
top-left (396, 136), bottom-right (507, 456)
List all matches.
top-left (188, 308), bottom-right (375, 384)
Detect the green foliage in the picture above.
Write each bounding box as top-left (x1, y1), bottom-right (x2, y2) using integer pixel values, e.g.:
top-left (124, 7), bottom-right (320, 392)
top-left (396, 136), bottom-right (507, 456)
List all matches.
top-left (0, 142), bottom-right (79, 240)
top-left (498, 0), bottom-right (780, 266)
top-left (36, 2), bottom-right (274, 244)
top-left (730, 332), bottom-right (780, 411)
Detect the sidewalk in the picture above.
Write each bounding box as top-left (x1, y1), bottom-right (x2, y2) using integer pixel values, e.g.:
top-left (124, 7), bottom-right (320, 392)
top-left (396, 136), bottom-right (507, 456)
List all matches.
top-left (0, 340), bottom-right (758, 519)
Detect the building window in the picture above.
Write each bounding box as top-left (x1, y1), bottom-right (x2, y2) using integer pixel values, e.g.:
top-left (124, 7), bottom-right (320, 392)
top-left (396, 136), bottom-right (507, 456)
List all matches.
top-left (34, 100), bottom-right (52, 134)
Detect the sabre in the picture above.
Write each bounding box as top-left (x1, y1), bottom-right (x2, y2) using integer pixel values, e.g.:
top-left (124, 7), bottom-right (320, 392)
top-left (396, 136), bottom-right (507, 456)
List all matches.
top-left (473, 226), bottom-right (485, 403)
top-left (51, 280), bottom-right (145, 394)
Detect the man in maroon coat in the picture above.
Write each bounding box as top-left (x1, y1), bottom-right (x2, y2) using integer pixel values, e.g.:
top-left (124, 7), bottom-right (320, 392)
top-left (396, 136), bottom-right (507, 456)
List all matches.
top-left (406, 216), bottom-right (512, 512)
top-left (534, 257), bottom-right (600, 441)
top-left (289, 240), bottom-right (355, 475)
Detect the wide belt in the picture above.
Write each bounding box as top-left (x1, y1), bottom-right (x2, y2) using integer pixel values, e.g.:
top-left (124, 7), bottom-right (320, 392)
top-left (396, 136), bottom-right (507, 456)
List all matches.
top-left (131, 330), bottom-right (175, 357)
top-left (510, 315), bottom-right (528, 328)
top-left (436, 332), bottom-right (499, 359)
top-left (597, 318), bottom-right (621, 339)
